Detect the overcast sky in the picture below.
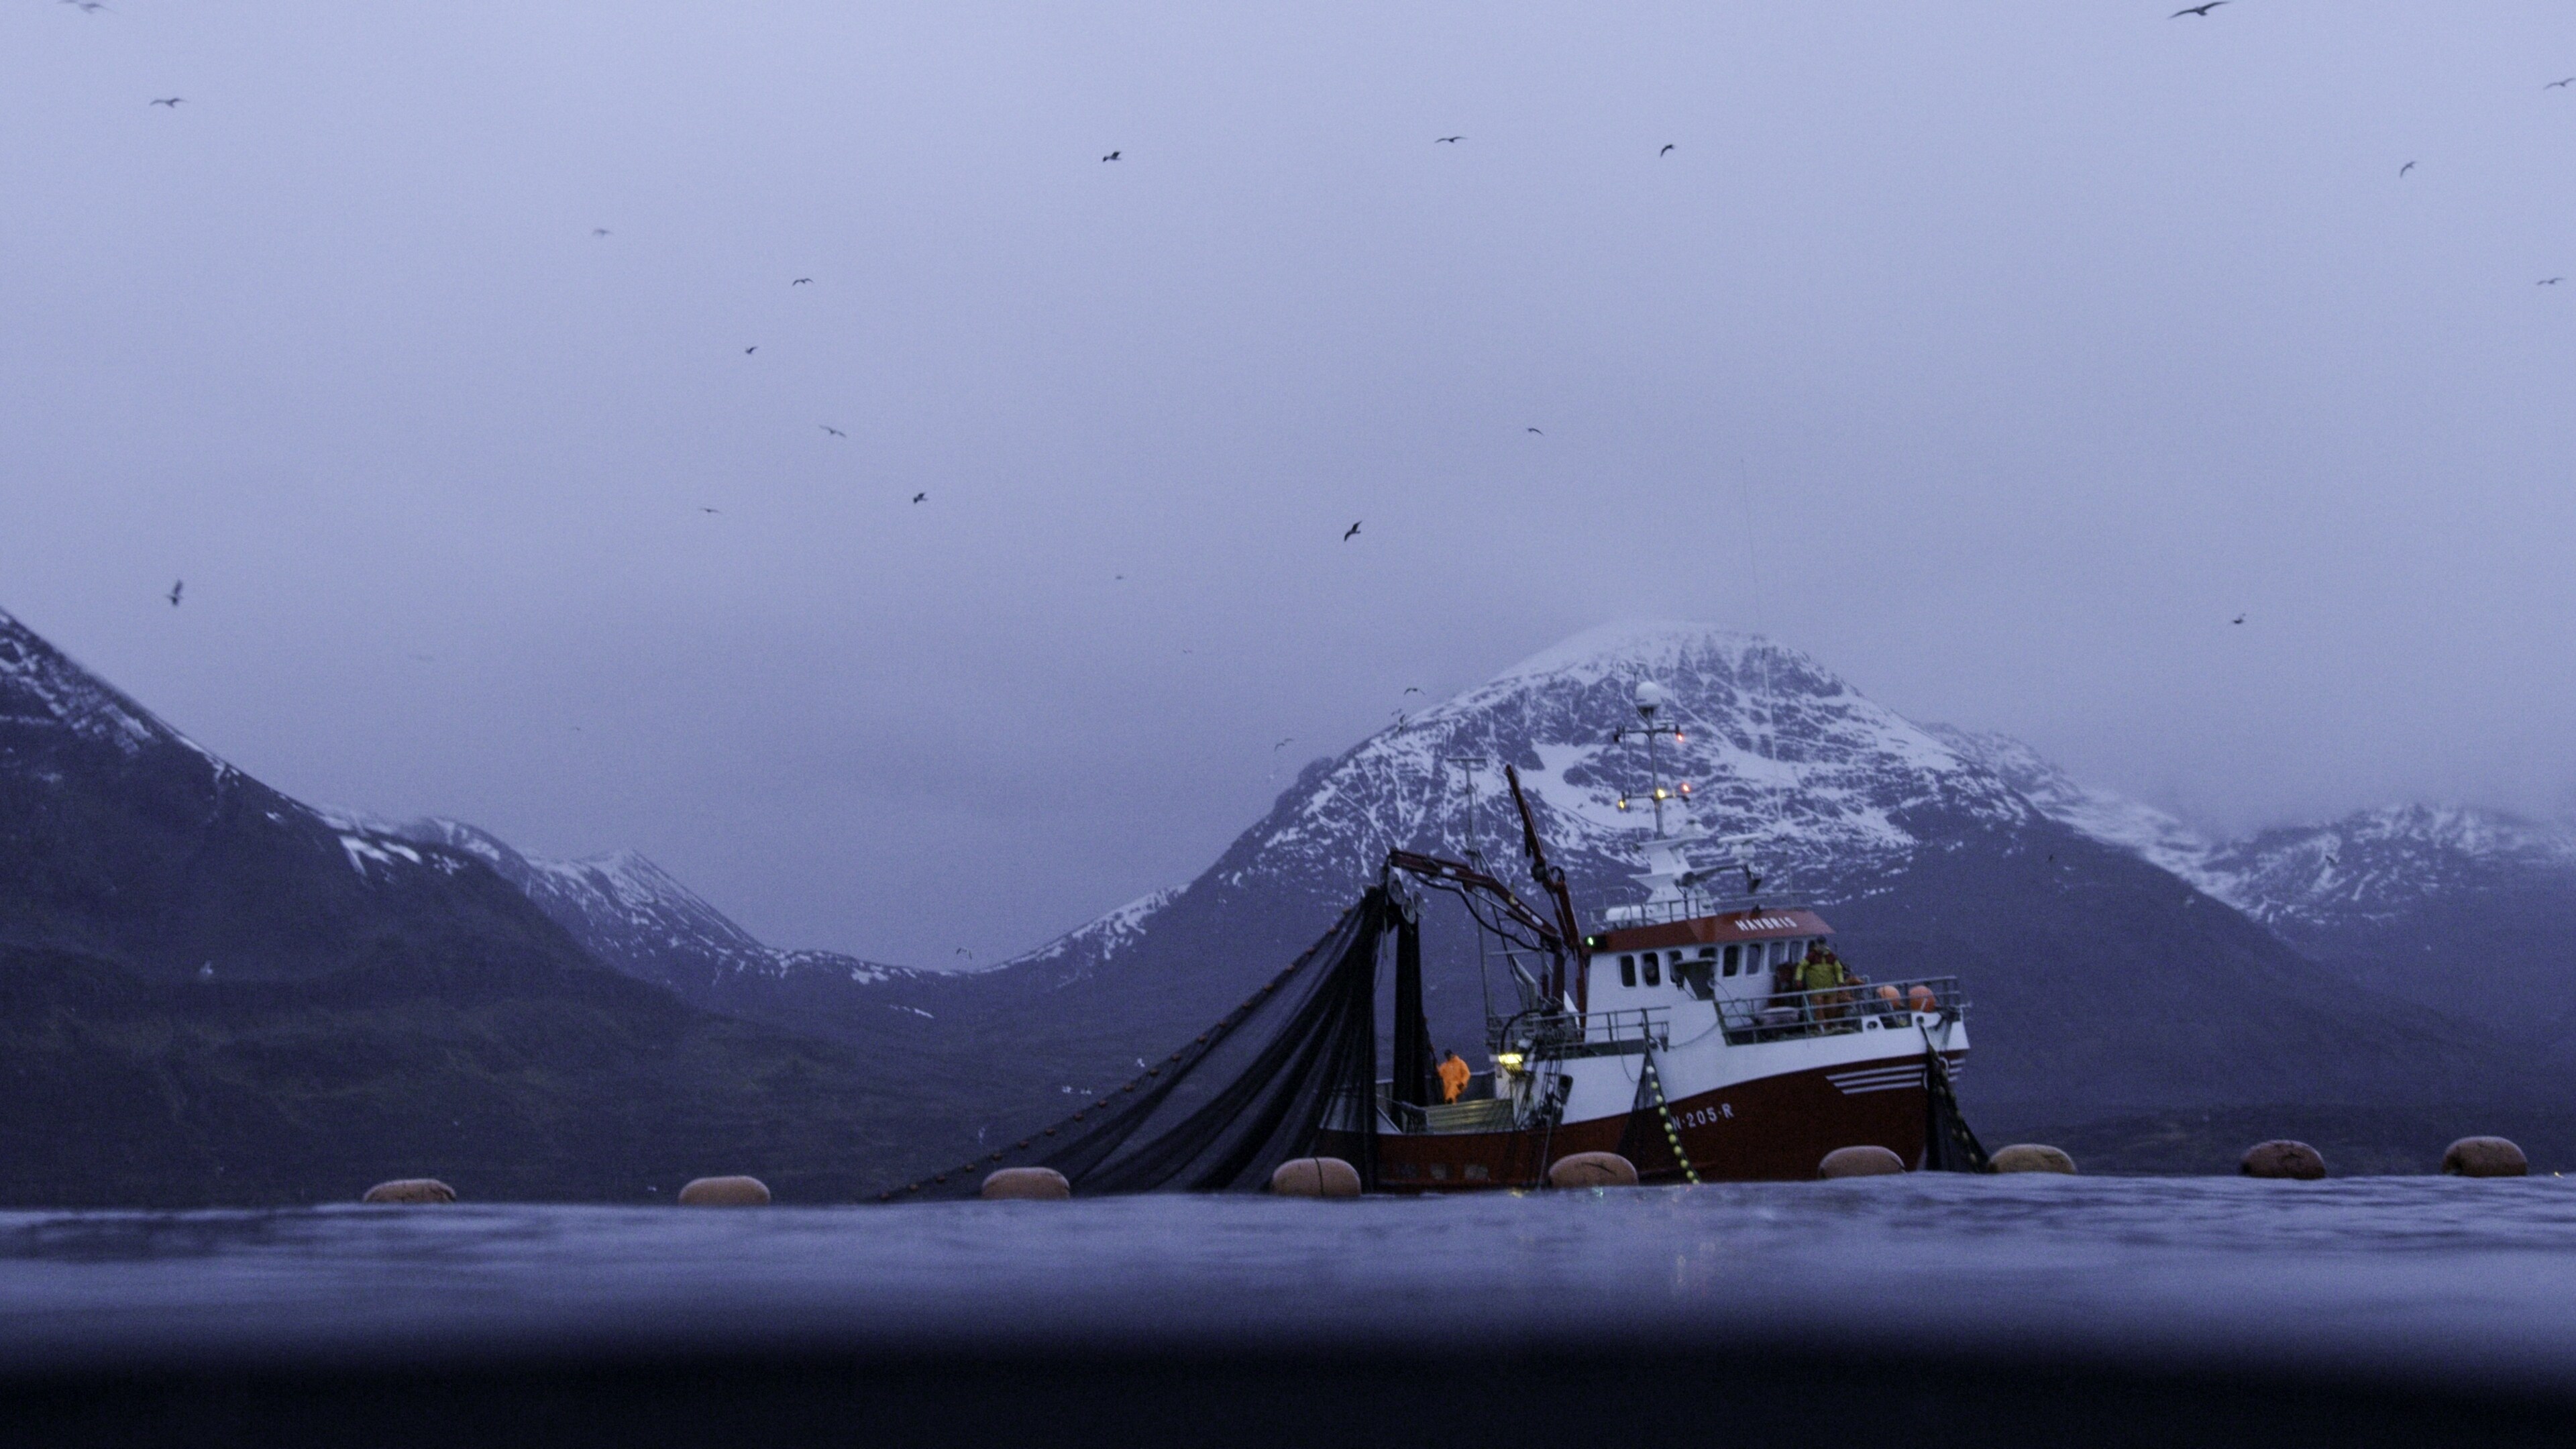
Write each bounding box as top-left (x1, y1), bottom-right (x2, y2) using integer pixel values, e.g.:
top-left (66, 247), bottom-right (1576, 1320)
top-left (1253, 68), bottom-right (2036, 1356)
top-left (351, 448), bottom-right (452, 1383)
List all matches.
top-left (5, 1), bottom-right (2572, 963)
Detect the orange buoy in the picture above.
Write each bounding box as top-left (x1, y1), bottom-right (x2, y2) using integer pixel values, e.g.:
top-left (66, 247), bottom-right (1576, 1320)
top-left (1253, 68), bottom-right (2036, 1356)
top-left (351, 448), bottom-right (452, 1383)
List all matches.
top-left (676, 1175), bottom-right (772, 1205)
top-left (1818, 1145), bottom-right (1906, 1178)
top-left (2441, 1137), bottom-right (2528, 1177)
top-left (981, 1167), bottom-right (1072, 1199)
top-left (1547, 1152), bottom-right (1639, 1189)
top-left (1270, 1157), bottom-right (1362, 1197)
top-left (361, 1178), bottom-right (456, 1204)
top-left (2240, 1141), bottom-right (2326, 1180)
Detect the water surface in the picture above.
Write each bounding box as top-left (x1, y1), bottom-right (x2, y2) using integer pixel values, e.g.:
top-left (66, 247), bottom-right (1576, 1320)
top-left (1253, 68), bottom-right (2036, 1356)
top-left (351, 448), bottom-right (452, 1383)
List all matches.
top-left (5, 1177), bottom-right (2574, 1399)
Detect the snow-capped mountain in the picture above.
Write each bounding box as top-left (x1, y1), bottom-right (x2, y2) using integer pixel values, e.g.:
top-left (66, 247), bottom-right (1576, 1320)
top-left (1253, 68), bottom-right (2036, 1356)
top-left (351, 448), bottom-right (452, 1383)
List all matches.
top-left (1014, 622), bottom-right (2039, 987)
top-left (969, 621), bottom-right (2523, 1117)
top-left (2200, 806), bottom-right (2576, 931)
top-left (1924, 725), bottom-right (2222, 888)
top-left (1925, 725), bottom-right (2576, 1038)
top-left (387, 817), bottom-right (924, 1000)
top-left (0, 605), bottom-right (580, 981)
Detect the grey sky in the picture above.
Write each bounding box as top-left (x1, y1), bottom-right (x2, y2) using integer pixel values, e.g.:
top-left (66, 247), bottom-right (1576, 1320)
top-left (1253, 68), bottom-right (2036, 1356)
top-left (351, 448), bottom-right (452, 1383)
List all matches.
top-left (5, 2), bottom-right (2572, 963)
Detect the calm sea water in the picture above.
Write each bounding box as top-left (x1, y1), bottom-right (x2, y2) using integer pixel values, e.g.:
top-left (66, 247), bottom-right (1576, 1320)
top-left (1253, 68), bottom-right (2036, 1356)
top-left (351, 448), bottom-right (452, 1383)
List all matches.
top-left (5, 1177), bottom-right (2575, 1397)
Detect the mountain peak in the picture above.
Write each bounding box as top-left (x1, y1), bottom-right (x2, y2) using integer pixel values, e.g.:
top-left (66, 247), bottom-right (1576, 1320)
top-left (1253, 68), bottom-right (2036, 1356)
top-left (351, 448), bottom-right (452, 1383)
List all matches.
top-left (1494, 619), bottom-right (1780, 685)
top-left (0, 606), bottom-right (212, 767)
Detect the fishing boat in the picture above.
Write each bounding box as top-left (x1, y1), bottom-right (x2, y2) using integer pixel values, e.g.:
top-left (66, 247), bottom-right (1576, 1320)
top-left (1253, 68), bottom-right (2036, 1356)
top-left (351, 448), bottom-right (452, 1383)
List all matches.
top-left (889, 680), bottom-right (1982, 1201)
top-left (1318, 680), bottom-right (1975, 1187)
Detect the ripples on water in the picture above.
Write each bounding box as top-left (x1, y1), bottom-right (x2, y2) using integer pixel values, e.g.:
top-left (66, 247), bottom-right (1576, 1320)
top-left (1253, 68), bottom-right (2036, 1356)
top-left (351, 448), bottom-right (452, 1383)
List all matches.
top-left (5, 1175), bottom-right (2576, 1390)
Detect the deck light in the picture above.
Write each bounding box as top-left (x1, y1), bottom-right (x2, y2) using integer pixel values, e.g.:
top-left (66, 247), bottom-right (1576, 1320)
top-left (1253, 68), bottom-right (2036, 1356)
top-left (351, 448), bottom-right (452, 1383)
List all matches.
top-left (1495, 1053), bottom-right (1525, 1071)
top-left (1678, 781), bottom-right (1692, 796)
top-left (1616, 796), bottom-right (1630, 810)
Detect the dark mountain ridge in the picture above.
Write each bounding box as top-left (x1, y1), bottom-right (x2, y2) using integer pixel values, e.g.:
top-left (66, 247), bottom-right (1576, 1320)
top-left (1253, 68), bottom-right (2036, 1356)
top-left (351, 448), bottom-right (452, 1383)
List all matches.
top-left (0, 605), bottom-right (969, 1204)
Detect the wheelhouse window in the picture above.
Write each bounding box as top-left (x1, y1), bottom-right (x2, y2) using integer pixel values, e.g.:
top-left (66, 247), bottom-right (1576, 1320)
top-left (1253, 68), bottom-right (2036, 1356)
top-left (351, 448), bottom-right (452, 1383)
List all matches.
top-left (1619, 953), bottom-right (1637, 987)
top-left (1642, 953), bottom-right (1662, 987)
top-left (1680, 947), bottom-right (1718, 1000)
top-left (1722, 943), bottom-right (1740, 977)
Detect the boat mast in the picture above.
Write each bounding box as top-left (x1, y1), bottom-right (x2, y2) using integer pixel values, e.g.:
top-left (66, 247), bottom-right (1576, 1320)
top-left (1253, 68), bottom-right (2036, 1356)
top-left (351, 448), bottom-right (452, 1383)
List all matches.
top-left (1612, 681), bottom-right (1688, 837)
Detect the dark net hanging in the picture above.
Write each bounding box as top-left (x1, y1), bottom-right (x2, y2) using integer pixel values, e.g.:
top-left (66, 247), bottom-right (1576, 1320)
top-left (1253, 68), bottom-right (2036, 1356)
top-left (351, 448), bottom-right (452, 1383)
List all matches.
top-left (1921, 1044), bottom-right (1992, 1173)
top-left (885, 889), bottom-right (1391, 1201)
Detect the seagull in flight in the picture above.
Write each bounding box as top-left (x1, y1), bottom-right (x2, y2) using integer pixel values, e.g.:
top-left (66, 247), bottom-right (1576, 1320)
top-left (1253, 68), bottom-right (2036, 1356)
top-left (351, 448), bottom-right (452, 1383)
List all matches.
top-left (912, 492), bottom-right (928, 504)
top-left (743, 345), bottom-right (757, 355)
top-left (1436, 136), bottom-right (1464, 144)
top-left (2399, 160), bottom-right (2416, 177)
top-left (166, 580), bottom-right (182, 608)
top-left (149, 97), bottom-right (182, 107)
top-left (791, 277), bottom-right (812, 286)
top-left (2231, 613), bottom-right (2246, 625)
top-left (592, 227), bottom-right (611, 237)
top-left (2541, 277), bottom-right (2566, 286)
top-left (1659, 144), bottom-right (1675, 156)
top-left (1102, 150), bottom-right (1121, 162)
top-left (2169, 1), bottom-right (2226, 14)
top-left (2546, 78), bottom-right (2575, 89)
top-left (1273, 737), bottom-right (1294, 751)
top-left (1525, 427), bottom-right (1544, 435)
top-left (1342, 521), bottom-right (1361, 541)
top-left (61, 1), bottom-right (113, 12)
top-left (699, 506), bottom-right (720, 515)
top-left (820, 424), bottom-right (845, 437)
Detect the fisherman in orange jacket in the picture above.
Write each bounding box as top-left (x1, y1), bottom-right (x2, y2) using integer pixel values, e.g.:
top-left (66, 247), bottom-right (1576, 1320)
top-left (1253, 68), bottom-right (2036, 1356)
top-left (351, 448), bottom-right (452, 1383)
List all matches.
top-left (1438, 1051), bottom-right (1472, 1104)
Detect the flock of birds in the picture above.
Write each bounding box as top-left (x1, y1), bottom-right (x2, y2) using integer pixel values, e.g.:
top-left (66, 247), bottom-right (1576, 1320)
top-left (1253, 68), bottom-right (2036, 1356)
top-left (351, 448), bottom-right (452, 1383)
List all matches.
top-left (76, 0), bottom-right (2573, 639)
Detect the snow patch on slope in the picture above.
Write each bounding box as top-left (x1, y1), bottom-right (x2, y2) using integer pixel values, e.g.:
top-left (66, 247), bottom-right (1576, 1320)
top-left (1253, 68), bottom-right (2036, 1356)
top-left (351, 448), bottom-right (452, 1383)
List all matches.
top-left (1004, 885), bottom-right (1185, 981)
top-left (1925, 725), bottom-right (2222, 888)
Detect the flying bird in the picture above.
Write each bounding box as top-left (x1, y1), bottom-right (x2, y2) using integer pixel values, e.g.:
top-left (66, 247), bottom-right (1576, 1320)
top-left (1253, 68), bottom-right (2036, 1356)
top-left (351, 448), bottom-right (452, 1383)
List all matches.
top-left (912, 492), bottom-right (927, 504)
top-left (820, 425), bottom-right (845, 437)
top-left (61, 1), bottom-right (113, 12)
top-left (1342, 521), bottom-right (1361, 541)
top-left (1525, 427), bottom-right (1543, 435)
top-left (699, 506), bottom-right (720, 515)
top-left (2399, 160), bottom-right (2416, 177)
top-left (2169, 1), bottom-right (2226, 14)
top-left (166, 580), bottom-right (182, 607)
top-left (743, 345), bottom-right (757, 354)
top-left (1435, 136), bottom-right (1464, 144)
top-left (1102, 150), bottom-right (1121, 162)
top-left (2541, 277), bottom-right (2566, 286)
top-left (2231, 613), bottom-right (2246, 625)
top-left (1659, 144), bottom-right (1674, 156)
top-left (1273, 737), bottom-right (1294, 751)
top-left (2546, 78), bottom-right (2575, 89)
top-left (149, 97), bottom-right (182, 107)
top-left (791, 277), bottom-right (812, 286)
top-left (592, 227), bottom-right (610, 237)
top-left (1403, 686), bottom-right (1422, 695)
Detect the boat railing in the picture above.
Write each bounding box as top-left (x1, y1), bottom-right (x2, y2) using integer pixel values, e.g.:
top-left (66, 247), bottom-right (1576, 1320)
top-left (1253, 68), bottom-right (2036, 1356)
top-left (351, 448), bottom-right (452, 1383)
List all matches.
top-left (1490, 1005), bottom-right (1672, 1059)
top-left (1592, 892), bottom-right (1813, 930)
top-left (1716, 975), bottom-right (1966, 1044)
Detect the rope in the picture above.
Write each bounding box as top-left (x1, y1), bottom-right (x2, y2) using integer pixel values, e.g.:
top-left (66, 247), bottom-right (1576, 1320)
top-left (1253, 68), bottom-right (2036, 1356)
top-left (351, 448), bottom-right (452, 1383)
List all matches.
top-left (1641, 1045), bottom-right (1701, 1185)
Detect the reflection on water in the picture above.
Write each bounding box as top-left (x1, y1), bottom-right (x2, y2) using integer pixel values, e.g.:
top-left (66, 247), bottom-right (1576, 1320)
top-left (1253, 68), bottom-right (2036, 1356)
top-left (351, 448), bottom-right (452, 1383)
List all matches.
top-left (4, 1177), bottom-right (2575, 1389)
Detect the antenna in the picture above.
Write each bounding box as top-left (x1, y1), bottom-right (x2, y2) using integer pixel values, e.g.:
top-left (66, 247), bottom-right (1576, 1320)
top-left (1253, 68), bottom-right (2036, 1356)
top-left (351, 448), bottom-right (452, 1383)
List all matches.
top-left (1445, 754), bottom-right (1496, 1024)
top-left (1444, 756), bottom-right (1490, 863)
top-left (1611, 680), bottom-right (1690, 839)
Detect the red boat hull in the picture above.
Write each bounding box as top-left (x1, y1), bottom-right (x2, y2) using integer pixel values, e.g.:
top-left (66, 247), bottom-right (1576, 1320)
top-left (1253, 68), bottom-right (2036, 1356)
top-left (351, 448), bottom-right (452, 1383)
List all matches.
top-left (1318, 1050), bottom-right (1966, 1189)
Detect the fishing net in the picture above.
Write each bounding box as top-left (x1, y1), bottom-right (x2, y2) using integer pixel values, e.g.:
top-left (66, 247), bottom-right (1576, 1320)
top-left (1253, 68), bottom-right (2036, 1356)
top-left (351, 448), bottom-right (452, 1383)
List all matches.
top-left (1921, 1044), bottom-right (1992, 1173)
top-left (885, 890), bottom-right (1389, 1201)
